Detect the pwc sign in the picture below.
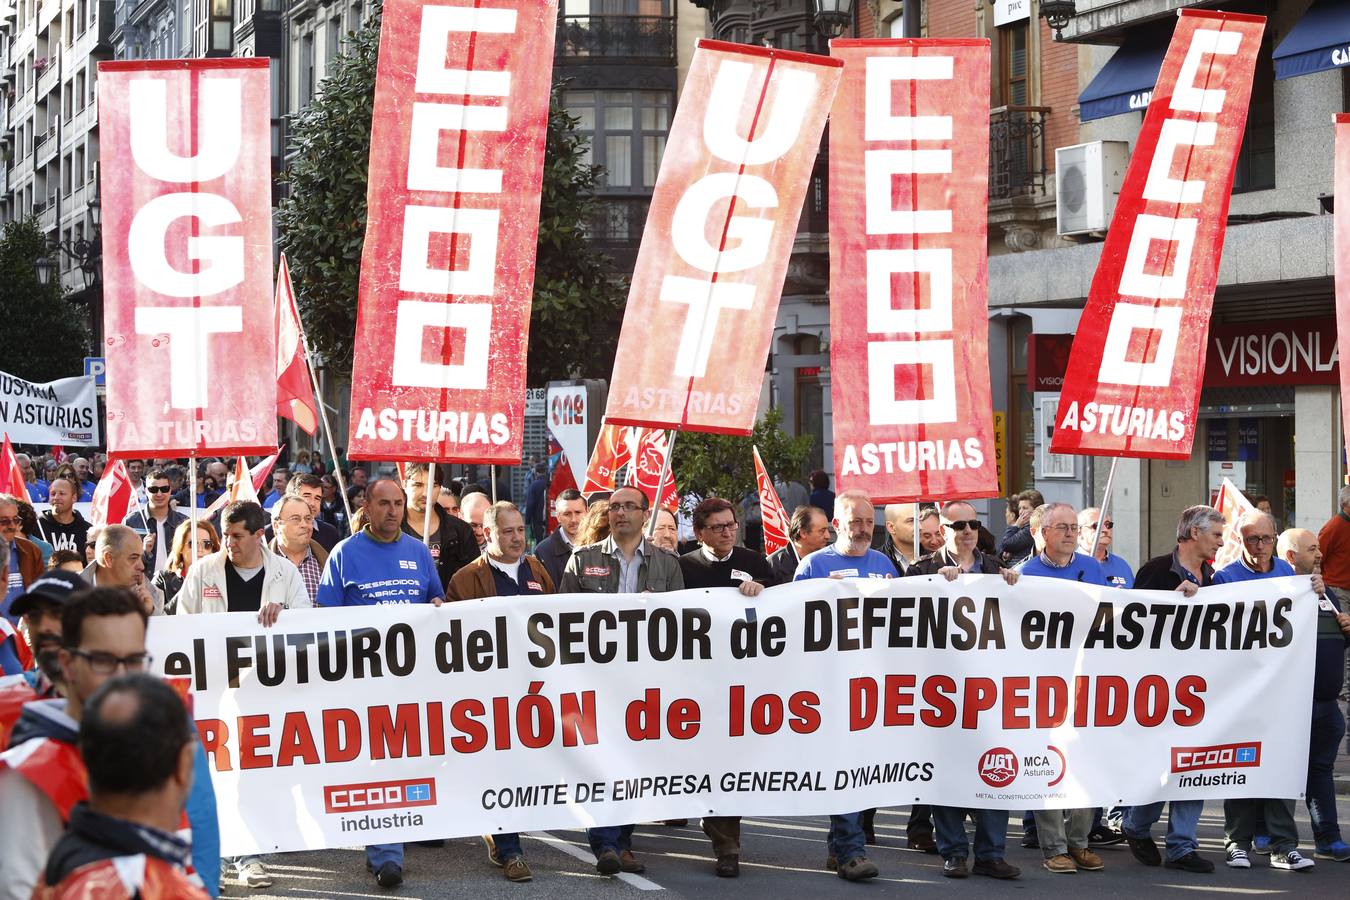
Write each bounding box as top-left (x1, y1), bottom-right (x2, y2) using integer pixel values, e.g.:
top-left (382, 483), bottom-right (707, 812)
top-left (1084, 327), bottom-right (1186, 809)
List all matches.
top-left (1051, 10), bottom-right (1265, 459)
top-left (348, 0), bottom-right (557, 463)
top-left (605, 41), bottom-right (841, 435)
top-left (98, 60), bottom-right (278, 457)
top-left (828, 39), bottom-right (998, 502)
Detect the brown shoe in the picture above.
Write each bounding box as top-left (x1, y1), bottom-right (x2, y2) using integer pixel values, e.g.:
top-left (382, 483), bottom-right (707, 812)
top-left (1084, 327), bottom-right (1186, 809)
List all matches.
top-left (502, 856), bottom-right (533, 882)
top-left (1043, 854), bottom-right (1078, 874)
top-left (1070, 848), bottom-right (1105, 871)
top-left (619, 850), bottom-right (646, 874)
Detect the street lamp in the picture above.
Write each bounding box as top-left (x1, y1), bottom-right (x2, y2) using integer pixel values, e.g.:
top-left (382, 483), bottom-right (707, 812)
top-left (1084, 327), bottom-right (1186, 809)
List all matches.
top-left (32, 195), bottom-right (103, 292)
top-left (1040, 0), bottom-right (1077, 41)
top-left (812, 0), bottom-right (855, 39)
top-left (34, 255), bottom-right (55, 287)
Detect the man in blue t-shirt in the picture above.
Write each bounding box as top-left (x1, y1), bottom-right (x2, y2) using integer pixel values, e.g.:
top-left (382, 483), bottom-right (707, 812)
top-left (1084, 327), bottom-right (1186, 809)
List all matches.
top-left (794, 490), bottom-right (890, 883)
top-left (315, 479), bottom-right (442, 890)
top-left (1077, 507), bottom-right (1133, 588)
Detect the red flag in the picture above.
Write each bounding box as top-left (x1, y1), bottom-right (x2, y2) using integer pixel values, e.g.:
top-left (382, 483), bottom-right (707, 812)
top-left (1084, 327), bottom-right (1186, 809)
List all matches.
top-left (0, 435), bottom-right (26, 497)
top-left (828, 38), bottom-right (998, 502)
top-left (204, 450), bottom-right (279, 517)
top-left (604, 41), bottom-right (842, 435)
top-left (90, 460), bottom-right (134, 529)
top-left (347, 0), bottom-right (558, 464)
top-left (1335, 114), bottom-right (1350, 458)
top-left (98, 59), bottom-right (278, 457)
top-left (275, 254), bottom-right (318, 435)
top-left (631, 429), bottom-right (678, 510)
top-left (1051, 11), bottom-right (1265, 459)
top-left (753, 446), bottom-right (788, 555)
top-left (582, 424), bottom-right (634, 498)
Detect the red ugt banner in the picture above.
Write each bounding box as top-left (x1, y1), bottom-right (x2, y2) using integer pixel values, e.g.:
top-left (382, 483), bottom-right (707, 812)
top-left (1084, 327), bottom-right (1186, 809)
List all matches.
top-left (828, 39), bottom-right (998, 502)
top-left (754, 445), bottom-right (788, 555)
top-left (99, 60), bottom-right (278, 457)
top-left (348, 0), bottom-right (557, 463)
top-left (604, 41), bottom-right (841, 435)
top-left (1050, 10), bottom-right (1264, 459)
top-left (1335, 115), bottom-right (1350, 460)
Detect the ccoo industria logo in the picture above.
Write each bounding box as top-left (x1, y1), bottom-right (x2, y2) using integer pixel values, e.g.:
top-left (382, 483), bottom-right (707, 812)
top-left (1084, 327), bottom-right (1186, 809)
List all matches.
top-left (324, 778), bottom-right (438, 814)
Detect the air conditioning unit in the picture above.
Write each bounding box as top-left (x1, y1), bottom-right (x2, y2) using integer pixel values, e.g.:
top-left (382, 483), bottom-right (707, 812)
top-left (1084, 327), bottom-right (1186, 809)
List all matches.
top-left (1055, 140), bottom-right (1128, 237)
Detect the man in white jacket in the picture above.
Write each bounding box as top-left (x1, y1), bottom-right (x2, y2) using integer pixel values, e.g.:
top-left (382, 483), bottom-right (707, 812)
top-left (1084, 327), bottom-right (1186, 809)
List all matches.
top-left (174, 500), bottom-right (308, 888)
top-left (176, 501), bottom-right (309, 625)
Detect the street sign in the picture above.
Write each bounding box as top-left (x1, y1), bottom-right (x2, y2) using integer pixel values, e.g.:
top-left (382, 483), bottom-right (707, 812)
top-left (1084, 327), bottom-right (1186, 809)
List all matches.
top-left (84, 356), bottom-right (106, 386)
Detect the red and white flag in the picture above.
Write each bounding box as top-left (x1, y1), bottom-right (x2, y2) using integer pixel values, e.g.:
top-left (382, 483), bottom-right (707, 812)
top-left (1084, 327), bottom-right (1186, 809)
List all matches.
top-left (1213, 477), bottom-right (1256, 569)
top-left (98, 59), bottom-right (278, 457)
top-left (1051, 10), bottom-right (1265, 459)
top-left (754, 446), bottom-right (788, 555)
top-left (90, 460), bottom-right (134, 529)
top-left (203, 451), bottom-right (275, 517)
top-left (347, 0), bottom-right (558, 463)
top-left (828, 38), bottom-right (998, 502)
top-left (1334, 114), bottom-right (1350, 456)
top-left (631, 428), bottom-right (679, 510)
top-left (582, 423), bottom-right (634, 498)
top-left (275, 254), bottom-right (318, 436)
top-left (0, 435), bottom-right (26, 497)
top-left (604, 41), bottom-right (842, 435)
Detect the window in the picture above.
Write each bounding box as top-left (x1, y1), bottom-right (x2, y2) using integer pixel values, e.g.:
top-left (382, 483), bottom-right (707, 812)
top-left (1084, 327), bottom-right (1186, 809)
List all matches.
top-left (1232, 33), bottom-right (1274, 194)
top-left (299, 31), bottom-right (316, 106)
top-left (326, 17), bottom-right (343, 70)
top-left (997, 22), bottom-right (1029, 107)
top-left (563, 90), bottom-right (671, 191)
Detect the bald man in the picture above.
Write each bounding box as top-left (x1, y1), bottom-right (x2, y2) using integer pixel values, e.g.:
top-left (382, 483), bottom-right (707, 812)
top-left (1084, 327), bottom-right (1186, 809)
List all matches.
top-left (460, 491), bottom-right (491, 551)
top-left (80, 525), bottom-right (162, 616)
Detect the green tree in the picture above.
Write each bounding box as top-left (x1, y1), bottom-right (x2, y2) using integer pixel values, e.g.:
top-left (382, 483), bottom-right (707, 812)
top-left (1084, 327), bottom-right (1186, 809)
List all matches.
top-left (670, 408), bottom-right (813, 502)
top-left (276, 7), bottom-right (627, 384)
top-left (0, 219), bottom-right (91, 382)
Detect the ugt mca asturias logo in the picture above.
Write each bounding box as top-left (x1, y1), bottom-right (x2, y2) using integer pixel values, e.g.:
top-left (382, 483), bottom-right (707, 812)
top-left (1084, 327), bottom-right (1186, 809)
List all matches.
top-left (978, 747), bottom-right (1018, 788)
top-left (978, 745), bottom-right (1067, 788)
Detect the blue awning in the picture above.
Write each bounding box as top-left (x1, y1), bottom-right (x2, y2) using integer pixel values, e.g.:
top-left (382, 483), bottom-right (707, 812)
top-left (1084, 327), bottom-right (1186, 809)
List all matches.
top-left (1275, 0), bottom-right (1350, 80)
top-left (1078, 35), bottom-right (1168, 122)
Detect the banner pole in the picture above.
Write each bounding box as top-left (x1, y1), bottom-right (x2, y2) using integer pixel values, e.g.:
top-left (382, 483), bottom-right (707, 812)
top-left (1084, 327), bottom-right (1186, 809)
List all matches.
top-left (299, 334), bottom-right (353, 526)
top-left (491, 465), bottom-right (498, 504)
top-left (1091, 457), bottom-right (1119, 561)
top-left (645, 429), bottom-right (677, 538)
top-left (189, 454), bottom-right (198, 570)
top-left (421, 462), bottom-right (436, 548)
top-left (913, 501), bottom-right (921, 565)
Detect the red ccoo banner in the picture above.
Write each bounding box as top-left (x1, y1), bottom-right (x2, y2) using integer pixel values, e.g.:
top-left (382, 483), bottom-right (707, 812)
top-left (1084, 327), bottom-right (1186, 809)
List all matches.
top-left (347, 0), bottom-right (557, 463)
top-left (1050, 10), bottom-right (1265, 459)
top-left (99, 60), bottom-right (278, 457)
top-left (828, 39), bottom-right (997, 502)
top-left (604, 40), bottom-right (841, 435)
top-left (1335, 115), bottom-right (1350, 459)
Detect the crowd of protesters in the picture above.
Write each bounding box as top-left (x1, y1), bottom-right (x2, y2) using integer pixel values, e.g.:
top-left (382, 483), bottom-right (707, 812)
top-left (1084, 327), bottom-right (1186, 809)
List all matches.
top-left (2, 452), bottom-right (1349, 894)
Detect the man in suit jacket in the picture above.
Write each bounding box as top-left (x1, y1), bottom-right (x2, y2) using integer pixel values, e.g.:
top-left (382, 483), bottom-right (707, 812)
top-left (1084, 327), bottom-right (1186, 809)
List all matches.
top-left (532, 489), bottom-right (586, 587)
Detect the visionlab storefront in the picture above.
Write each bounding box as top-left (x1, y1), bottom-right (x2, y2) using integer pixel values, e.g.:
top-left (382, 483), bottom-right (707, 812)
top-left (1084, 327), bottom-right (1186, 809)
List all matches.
top-left (1026, 309), bottom-right (1345, 562)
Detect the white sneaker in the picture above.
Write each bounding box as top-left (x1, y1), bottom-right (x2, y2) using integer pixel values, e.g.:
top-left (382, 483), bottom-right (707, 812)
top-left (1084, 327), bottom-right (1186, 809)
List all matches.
top-left (1226, 848), bottom-right (1251, 869)
top-left (1270, 850), bottom-right (1315, 871)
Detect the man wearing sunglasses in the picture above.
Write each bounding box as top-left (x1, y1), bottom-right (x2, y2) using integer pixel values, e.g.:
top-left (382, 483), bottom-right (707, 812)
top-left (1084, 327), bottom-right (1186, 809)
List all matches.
top-left (1077, 508), bottom-right (1133, 589)
top-left (124, 470), bottom-right (187, 579)
top-left (0, 587), bottom-right (221, 900)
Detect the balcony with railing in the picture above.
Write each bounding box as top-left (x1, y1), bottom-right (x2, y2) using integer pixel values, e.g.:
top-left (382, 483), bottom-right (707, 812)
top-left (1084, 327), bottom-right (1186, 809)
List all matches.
top-left (586, 194), bottom-right (650, 269)
top-left (989, 106), bottom-right (1050, 202)
top-left (555, 15), bottom-right (676, 66)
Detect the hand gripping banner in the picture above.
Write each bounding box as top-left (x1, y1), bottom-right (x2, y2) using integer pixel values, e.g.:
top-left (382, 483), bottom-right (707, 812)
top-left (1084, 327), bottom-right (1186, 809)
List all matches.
top-left (347, 0), bottom-right (558, 463)
top-left (604, 41), bottom-right (842, 435)
top-left (99, 60), bottom-right (278, 457)
top-left (1050, 10), bottom-right (1265, 459)
top-left (828, 39), bottom-right (998, 502)
top-left (147, 576), bottom-right (1316, 855)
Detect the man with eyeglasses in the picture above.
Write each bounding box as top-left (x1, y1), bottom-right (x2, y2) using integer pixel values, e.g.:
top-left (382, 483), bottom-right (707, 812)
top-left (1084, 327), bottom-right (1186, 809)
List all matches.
top-left (675, 497), bottom-right (770, 879)
top-left (0, 587), bottom-right (221, 900)
top-left (1210, 510), bottom-right (1319, 872)
top-left (124, 469), bottom-right (187, 579)
top-left (793, 490), bottom-right (889, 883)
top-left (1077, 508), bottom-right (1133, 589)
top-left (559, 485), bottom-right (683, 877)
top-left (176, 502), bottom-right (309, 626)
top-left (269, 497), bottom-right (326, 606)
top-left (1, 494), bottom-right (44, 620)
top-left (264, 474), bottom-right (341, 552)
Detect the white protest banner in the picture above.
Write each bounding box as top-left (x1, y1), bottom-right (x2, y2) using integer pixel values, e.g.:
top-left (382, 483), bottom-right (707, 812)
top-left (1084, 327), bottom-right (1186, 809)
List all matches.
top-left (146, 576), bottom-right (1315, 855)
top-left (0, 370), bottom-right (99, 446)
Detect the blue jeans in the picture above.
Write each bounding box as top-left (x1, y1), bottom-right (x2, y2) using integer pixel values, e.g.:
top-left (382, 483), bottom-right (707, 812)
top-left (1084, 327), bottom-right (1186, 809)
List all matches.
top-left (366, 843), bottom-right (403, 869)
top-left (1123, 800), bottom-right (1202, 861)
top-left (495, 832), bottom-right (523, 859)
top-left (932, 808), bottom-right (1008, 862)
top-left (827, 812), bottom-right (867, 864)
top-left (1308, 699), bottom-right (1346, 847)
top-left (587, 825), bottom-right (635, 857)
